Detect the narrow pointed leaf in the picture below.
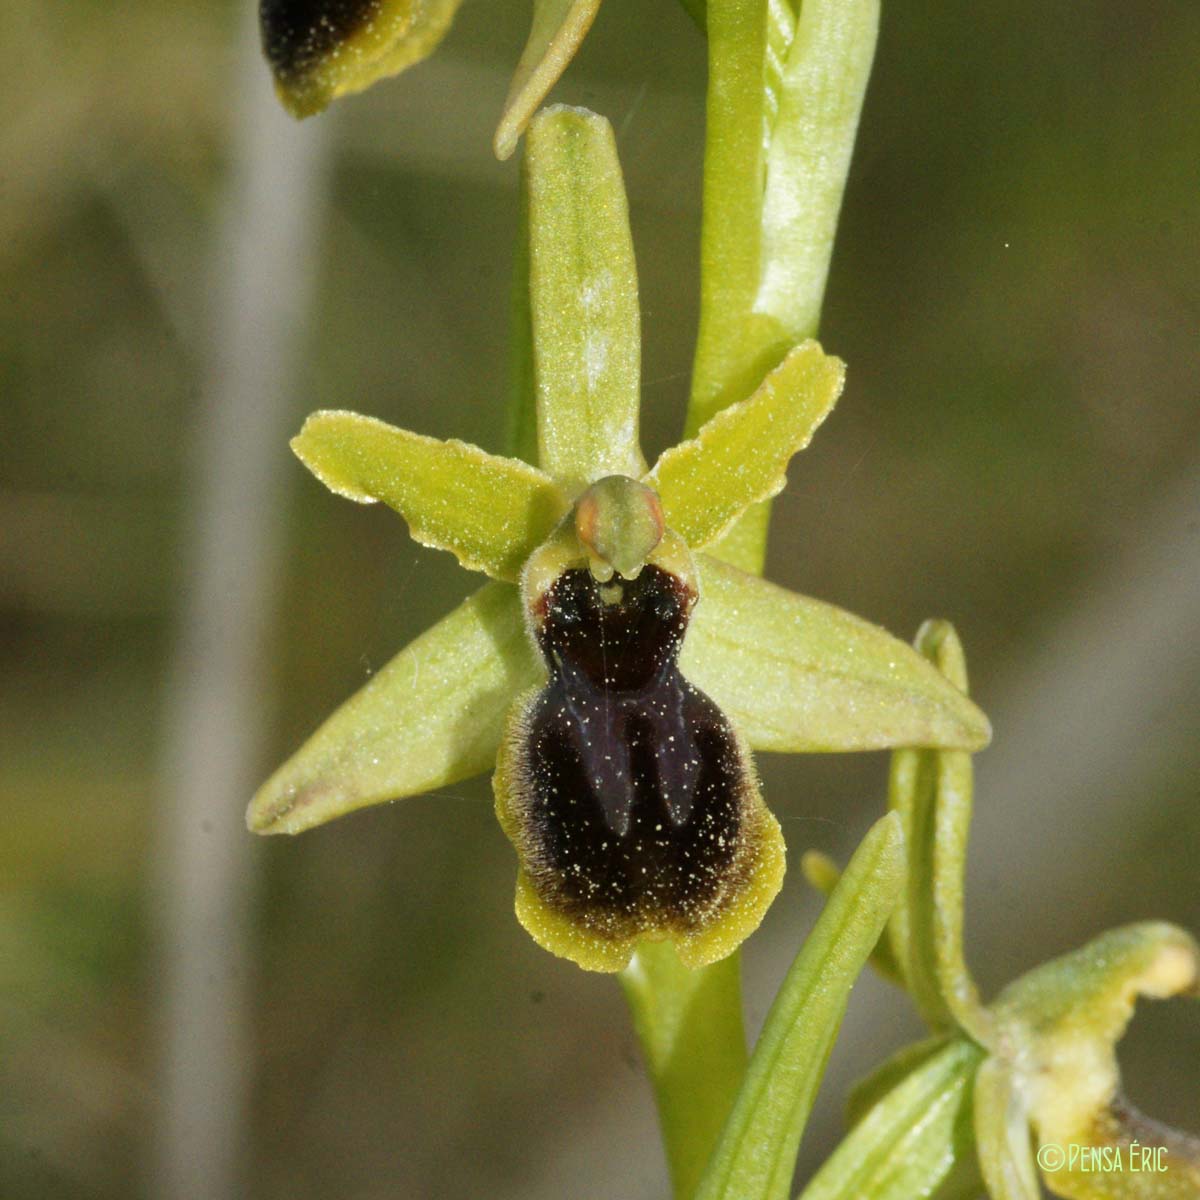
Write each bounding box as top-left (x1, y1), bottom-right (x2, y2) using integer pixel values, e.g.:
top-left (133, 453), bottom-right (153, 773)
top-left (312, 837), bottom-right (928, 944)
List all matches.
top-left (801, 850), bottom-right (904, 985)
top-left (493, 0), bottom-right (602, 161)
top-left (693, 813), bottom-right (905, 1200)
top-left (524, 107), bottom-right (646, 488)
top-left (620, 944), bottom-right (747, 1200)
top-left (680, 556), bottom-right (992, 753)
top-left (248, 583), bottom-right (539, 834)
top-left (646, 341), bottom-right (843, 552)
top-left (261, 0), bottom-right (463, 118)
top-left (973, 1057), bottom-right (1040, 1200)
top-left (798, 1037), bottom-right (983, 1200)
top-left (887, 620), bottom-right (995, 1042)
top-left (845, 1034), bottom-right (954, 1128)
top-left (688, 0), bottom-right (877, 565)
top-left (292, 410), bottom-right (567, 581)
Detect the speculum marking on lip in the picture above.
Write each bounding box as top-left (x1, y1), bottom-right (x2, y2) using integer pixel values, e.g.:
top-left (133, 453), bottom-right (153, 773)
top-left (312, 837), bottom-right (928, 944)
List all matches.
top-left (260, 0), bottom-right (383, 81)
top-left (512, 565), bottom-right (760, 944)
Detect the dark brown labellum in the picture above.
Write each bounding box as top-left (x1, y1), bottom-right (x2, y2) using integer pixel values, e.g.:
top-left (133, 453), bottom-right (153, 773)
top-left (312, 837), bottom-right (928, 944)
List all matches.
top-left (505, 564), bottom-right (767, 952)
top-left (260, 0), bottom-right (381, 82)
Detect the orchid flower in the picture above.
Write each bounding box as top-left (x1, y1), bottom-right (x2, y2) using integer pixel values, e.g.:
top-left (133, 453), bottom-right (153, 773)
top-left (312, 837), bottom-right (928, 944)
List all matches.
top-left (247, 106), bottom-right (988, 973)
top-left (798, 623), bottom-right (1200, 1200)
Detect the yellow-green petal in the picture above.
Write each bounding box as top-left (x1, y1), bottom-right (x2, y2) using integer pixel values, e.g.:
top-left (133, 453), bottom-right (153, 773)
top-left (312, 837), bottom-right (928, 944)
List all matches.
top-left (261, 0), bottom-right (463, 119)
top-left (291, 410), bottom-right (568, 582)
top-left (524, 107), bottom-right (646, 490)
top-left (680, 555), bottom-right (992, 753)
top-left (645, 341), bottom-right (844, 552)
top-left (248, 582), bottom-right (539, 834)
top-left (494, 0), bottom-right (602, 161)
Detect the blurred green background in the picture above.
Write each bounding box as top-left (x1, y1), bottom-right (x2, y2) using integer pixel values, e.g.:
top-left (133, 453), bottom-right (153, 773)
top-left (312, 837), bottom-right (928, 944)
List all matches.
top-left (2, 0), bottom-right (1197, 1196)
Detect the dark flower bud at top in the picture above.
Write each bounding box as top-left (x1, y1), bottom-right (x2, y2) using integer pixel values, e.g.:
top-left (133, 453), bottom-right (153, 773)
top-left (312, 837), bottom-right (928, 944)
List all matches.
top-left (494, 481), bottom-right (785, 971)
top-left (260, 0), bottom-right (462, 118)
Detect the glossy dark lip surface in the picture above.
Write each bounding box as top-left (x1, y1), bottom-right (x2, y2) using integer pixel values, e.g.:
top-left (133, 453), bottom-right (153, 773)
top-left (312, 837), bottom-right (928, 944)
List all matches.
top-left (516, 566), bottom-right (753, 937)
top-left (260, 0), bottom-right (382, 80)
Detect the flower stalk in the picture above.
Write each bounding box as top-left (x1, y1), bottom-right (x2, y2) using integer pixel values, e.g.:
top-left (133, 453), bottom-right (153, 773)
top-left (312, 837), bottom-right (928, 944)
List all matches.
top-left (248, 2), bottom-right (1198, 1197)
top-left (620, 0), bottom-right (884, 1190)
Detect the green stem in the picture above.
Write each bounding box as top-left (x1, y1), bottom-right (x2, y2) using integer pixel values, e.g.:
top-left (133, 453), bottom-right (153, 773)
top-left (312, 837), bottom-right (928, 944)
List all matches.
top-left (689, 0), bottom-right (774, 438)
top-left (506, 178), bottom-right (538, 464)
top-left (620, 0), bottom-right (769, 1142)
top-left (620, 942), bottom-right (747, 1200)
top-left (621, 0), bottom-right (880, 1186)
top-left (688, 0), bottom-right (879, 572)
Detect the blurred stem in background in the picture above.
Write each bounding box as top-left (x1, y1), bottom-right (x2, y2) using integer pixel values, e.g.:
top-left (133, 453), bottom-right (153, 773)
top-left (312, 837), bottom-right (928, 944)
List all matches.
top-left (153, 8), bottom-right (330, 1198)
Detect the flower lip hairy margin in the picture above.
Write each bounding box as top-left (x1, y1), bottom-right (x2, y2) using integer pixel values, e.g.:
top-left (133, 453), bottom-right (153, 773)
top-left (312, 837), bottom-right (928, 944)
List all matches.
top-left (260, 0), bottom-right (463, 118)
top-left (494, 496), bottom-right (786, 973)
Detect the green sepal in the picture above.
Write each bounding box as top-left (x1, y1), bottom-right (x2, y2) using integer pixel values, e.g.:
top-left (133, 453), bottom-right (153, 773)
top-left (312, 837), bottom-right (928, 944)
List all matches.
top-left (524, 107), bottom-right (646, 490)
top-left (972, 1057), bottom-right (1040, 1200)
top-left (507, 182), bottom-right (539, 464)
top-left (680, 557), bottom-right (992, 753)
top-left (291, 410), bottom-right (567, 582)
top-left (247, 583), bottom-right (539, 834)
top-left (693, 812), bottom-right (906, 1200)
top-left (646, 341), bottom-right (843, 552)
top-left (798, 1037), bottom-right (983, 1200)
top-left (494, 0), bottom-right (602, 161)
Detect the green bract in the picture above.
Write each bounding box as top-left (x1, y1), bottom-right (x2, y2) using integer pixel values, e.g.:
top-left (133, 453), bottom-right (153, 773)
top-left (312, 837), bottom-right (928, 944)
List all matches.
top-left (248, 107), bottom-right (989, 974)
top-left (694, 813), bottom-right (906, 1200)
top-left (808, 624), bottom-right (1200, 1200)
